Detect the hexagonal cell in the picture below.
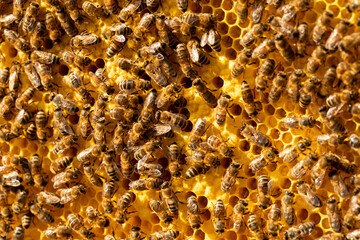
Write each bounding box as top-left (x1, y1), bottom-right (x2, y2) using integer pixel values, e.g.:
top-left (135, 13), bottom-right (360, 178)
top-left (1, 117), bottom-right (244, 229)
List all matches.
top-left (202, 5), bottom-right (213, 14)
top-left (210, 0), bottom-right (222, 8)
top-left (225, 12), bottom-right (237, 25)
top-left (214, 8), bottom-right (225, 21)
top-left (225, 48), bottom-right (237, 60)
top-left (221, 0), bottom-right (233, 10)
top-left (229, 26), bottom-right (241, 39)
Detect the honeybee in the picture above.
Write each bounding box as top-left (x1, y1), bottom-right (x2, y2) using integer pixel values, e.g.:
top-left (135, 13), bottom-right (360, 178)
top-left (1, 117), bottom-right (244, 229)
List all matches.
top-left (57, 184), bottom-right (87, 204)
top-left (89, 68), bottom-right (115, 95)
top-left (30, 202), bottom-right (54, 223)
top-left (50, 156), bottom-right (73, 175)
top-left (86, 206), bottom-right (109, 228)
top-left (102, 180), bottom-right (116, 213)
top-left (31, 50), bottom-right (61, 65)
top-left (240, 123), bottom-right (271, 147)
top-left (10, 109), bottom-right (34, 137)
top-left (156, 14), bottom-right (179, 49)
top-left (44, 225), bottom-right (73, 239)
top-left (267, 204), bottom-right (281, 236)
top-left (82, 1), bottom-right (109, 18)
top-left (296, 22), bottom-right (309, 57)
top-left (317, 133), bottom-right (346, 148)
top-left (319, 106), bottom-right (346, 133)
top-left (9, 61), bottom-right (21, 94)
top-left (3, 29), bottom-right (30, 53)
top-left (0, 219), bottom-right (13, 233)
top-left (56, 6), bottom-right (79, 37)
top-left (186, 195), bottom-right (202, 228)
top-left (177, 0), bottom-right (188, 12)
top-left (240, 80), bottom-right (258, 117)
top-left (287, 69), bottom-right (304, 103)
top-left (312, 10), bottom-right (333, 45)
top-left (149, 199), bottom-right (173, 224)
top-left (129, 178), bottom-right (164, 191)
top-left (117, 58), bottom-right (146, 78)
top-left (317, 233), bottom-right (346, 240)
top-left (103, 0), bottom-right (119, 15)
top-left (30, 21), bottom-right (46, 50)
top-left (133, 13), bottom-right (156, 41)
top-left (0, 67), bottom-right (9, 88)
top-left (137, 161), bottom-right (164, 177)
top-left (13, 0), bottom-right (23, 20)
top-left (267, 15), bottom-right (298, 38)
top-left (279, 138), bottom-right (311, 163)
top-left (12, 189), bottom-right (28, 214)
top-left (21, 2), bottom-right (39, 34)
top-left (144, 60), bottom-right (170, 87)
top-left (349, 133), bottom-right (360, 150)
top-left (297, 181), bottom-right (322, 207)
top-left (247, 214), bottom-right (266, 240)
top-left (64, 0), bottom-right (83, 24)
top-left (201, 135), bottom-right (234, 157)
top-left (235, 0), bottom-right (249, 23)
top-left (231, 200), bottom-right (248, 232)
top-left (325, 20), bottom-right (350, 52)
top-left (62, 50), bottom-right (91, 70)
top-left (347, 230), bottom-right (360, 240)
top-left (212, 199), bottom-right (226, 219)
top-left (187, 38), bottom-right (210, 65)
top-left (15, 156), bottom-right (34, 186)
top-left (51, 167), bottom-right (81, 189)
top-left (289, 153), bottom-right (318, 180)
top-left (102, 150), bottom-right (121, 182)
top-left (282, 191), bottom-right (295, 225)
top-left (45, 12), bottom-right (62, 42)
top-left (251, 0), bottom-right (265, 23)
top-left (52, 135), bottom-right (78, 155)
top-left (257, 174), bottom-right (272, 209)
top-left (36, 191), bottom-right (63, 208)
top-left (252, 38), bottom-right (276, 59)
top-left (221, 161), bottom-right (241, 192)
top-left (118, 0), bottom-right (146, 23)
top-left (118, 78), bottom-right (152, 93)
top-left (188, 118), bottom-right (207, 150)
top-left (309, 156), bottom-right (329, 189)
top-left (274, 33), bottom-right (295, 62)
top-left (240, 23), bottom-right (268, 48)
top-left (192, 77), bottom-right (218, 108)
top-left (12, 226), bottom-right (24, 240)
top-left (155, 110), bottom-right (190, 132)
top-left (34, 61), bottom-right (54, 91)
top-left (279, 0), bottom-right (311, 22)
top-left (339, 32), bottom-right (360, 52)
top-left (160, 182), bottom-right (179, 217)
top-left (166, 143), bottom-right (182, 178)
top-left (284, 222), bottom-right (315, 240)
top-left (67, 213), bottom-right (95, 239)
top-left (30, 154), bottom-right (48, 187)
top-left (0, 192), bottom-right (13, 220)
top-left (329, 170), bottom-right (350, 199)
top-left (0, 124), bottom-right (15, 142)
top-left (155, 54), bottom-right (177, 79)
top-left (268, 71), bottom-right (287, 103)
top-left (326, 89), bottom-right (359, 109)
top-left (148, 230), bottom-right (179, 240)
top-left (70, 32), bottom-right (101, 49)
top-left (350, 103), bottom-right (360, 118)
top-left (23, 61), bottom-right (43, 91)
top-left (326, 197), bottom-right (342, 232)
top-left (214, 94), bottom-right (233, 126)
top-left (318, 66), bottom-right (337, 98)
top-left (255, 59), bottom-right (275, 91)
top-left (53, 107), bottom-right (75, 137)
top-left (15, 87), bottom-right (35, 110)
top-left (83, 161), bottom-right (103, 188)
top-left (306, 45), bottom-right (328, 74)
top-left (299, 76), bottom-right (320, 108)
top-left (75, 104), bottom-right (92, 139)
top-left (201, 28), bottom-right (221, 52)
top-left (175, 43), bottom-right (197, 78)
top-left (103, 24), bottom-right (132, 41)
top-left (0, 14), bottom-right (17, 29)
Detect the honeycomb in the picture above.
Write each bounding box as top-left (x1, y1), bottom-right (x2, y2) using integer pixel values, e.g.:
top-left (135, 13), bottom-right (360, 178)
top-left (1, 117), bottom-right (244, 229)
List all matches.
top-left (0, 0), bottom-right (360, 239)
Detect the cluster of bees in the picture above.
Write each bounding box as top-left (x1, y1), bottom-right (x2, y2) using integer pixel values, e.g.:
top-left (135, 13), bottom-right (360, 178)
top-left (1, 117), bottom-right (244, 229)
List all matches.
top-left (0, 0), bottom-right (359, 238)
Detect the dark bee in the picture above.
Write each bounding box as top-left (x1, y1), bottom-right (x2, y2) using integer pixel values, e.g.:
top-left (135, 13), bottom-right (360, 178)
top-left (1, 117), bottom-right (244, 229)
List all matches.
top-left (64, 0), bottom-right (83, 24)
top-left (251, 0), bottom-right (265, 23)
top-left (287, 69), bottom-right (304, 103)
top-left (284, 222), bottom-right (315, 240)
top-left (106, 35), bottom-right (127, 58)
top-left (312, 10), bottom-right (333, 45)
top-left (187, 38), bottom-right (210, 65)
top-left (3, 29), bottom-right (30, 53)
top-left (30, 21), bottom-right (46, 50)
top-left (299, 76), bottom-right (320, 108)
top-left (269, 71), bottom-right (287, 103)
top-left (326, 197), bottom-right (342, 232)
top-left (235, 0), bottom-right (249, 23)
top-left (193, 77), bottom-right (217, 108)
top-left (62, 50), bottom-right (91, 70)
top-left (247, 214), bottom-right (267, 239)
top-left (282, 191), bottom-right (295, 225)
top-left (318, 66), bottom-right (336, 98)
top-left (319, 106), bottom-right (346, 133)
top-left (134, 13), bottom-right (156, 41)
top-left (45, 12), bottom-right (62, 42)
top-left (232, 49), bottom-right (252, 78)
top-left (240, 80), bottom-right (258, 117)
top-left (252, 38), bottom-right (276, 59)
top-left (118, 0), bottom-right (146, 23)
top-left (103, 23), bottom-right (132, 40)
top-left (297, 181), bottom-right (322, 207)
top-left (22, 2), bottom-right (39, 34)
top-left (306, 45), bottom-right (327, 74)
top-left (201, 29), bottom-right (221, 52)
top-left (56, 6), bottom-right (79, 37)
top-left (30, 202), bottom-right (54, 223)
top-left (274, 33), bottom-right (295, 62)
top-left (296, 22), bottom-right (309, 57)
top-left (83, 1), bottom-right (109, 18)
top-left (240, 23), bottom-right (268, 48)
top-left (255, 59), bottom-right (275, 92)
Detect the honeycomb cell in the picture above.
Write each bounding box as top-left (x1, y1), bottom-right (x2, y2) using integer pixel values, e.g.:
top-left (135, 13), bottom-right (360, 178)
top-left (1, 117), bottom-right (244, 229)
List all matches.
top-left (229, 103), bottom-right (242, 116)
top-left (202, 5), bottom-right (213, 14)
top-left (214, 9), bottom-right (225, 21)
top-left (95, 58), bottom-right (105, 68)
top-left (313, 227), bottom-right (324, 238)
top-left (221, 35), bottom-right (233, 48)
top-left (239, 140), bottom-right (250, 151)
top-left (221, 0), bottom-right (233, 10)
top-left (298, 208), bottom-right (308, 221)
top-left (212, 76), bottom-right (224, 88)
top-left (225, 48), bottom-right (237, 60)
top-left (201, 209), bottom-right (211, 221)
top-left (11, 146), bottom-right (20, 155)
top-left (225, 12), bottom-right (237, 25)
top-left (270, 128), bottom-right (280, 139)
top-left (238, 187), bottom-right (249, 198)
top-left (229, 26), bottom-right (241, 38)
top-left (229, 196), bottom-right (239, 207)
top-left (233, 39), bottom-right (243, 51)
top-left (198, 196), bottom-right (208, 208)
top-left (252, 145), bottom-right (261, 155)
top-left (195, 229), bottom-right (206, 240)
top-left (210, 0), bottom-right (221, 8)
top-left (8, 47), bottom-right (17, 58)
top-left (59, 64), bottom-right (69, 76)
top-left (220, 157), bottom-right (231, 168)
top-left (309, 213), bottom-right (321, 225)
top-left (321, 218), bottom-right (330, 229)
top-left (315, 1), bottom-right (327, 12)
top-left (218, 22), bottom-right (229, 35)
top-left (247, 178), bottom-right (257, 190)
top-left (185, 225), bottom-right (194, 236)
top-left (189, 2), bottom-right (202, 13)
top-left (181, 77), bottom-right (192, 88)
top-left (282, 132), bottom-right (293, 144)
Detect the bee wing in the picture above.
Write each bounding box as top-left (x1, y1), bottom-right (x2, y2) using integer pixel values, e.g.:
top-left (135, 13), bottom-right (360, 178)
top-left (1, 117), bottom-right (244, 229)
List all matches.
top-left (199, 142), bottom-right (216, 152)
top-left (251, 0), bottom-right (265, 23)
top-left (112, 34), bottom-right (126, 43)
top-left (154, 123), bottom-right (172, 136)
top-left (309, 163), bottom-right (326, 189)
top-left (278, 146), bottom-right (295, 158)
top-left (58, 189), bottom-right (73, 204)
top-left (83, 35), bottom-right (99, 45)
top-left (326, 103), bottom-right (345, 118)
top-left (189, 44), bottom-right (200, 63)
top-left (51, 172), bottom-right (66, 188)
top-left (43, 191), bottom-right (61, 204)
top-left (200, 32), bottom-right (208, 47)
top-left (207, 29), bottom-right (217, 45)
